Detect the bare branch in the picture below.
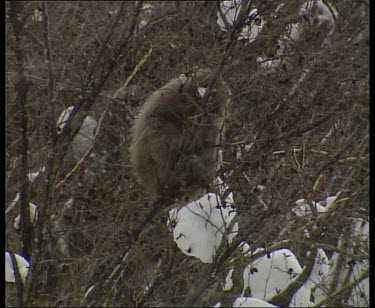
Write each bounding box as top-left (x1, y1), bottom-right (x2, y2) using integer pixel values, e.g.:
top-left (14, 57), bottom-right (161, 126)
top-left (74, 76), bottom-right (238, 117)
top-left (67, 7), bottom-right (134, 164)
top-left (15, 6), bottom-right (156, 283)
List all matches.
top-left (9, 0), bottom-right (32, 260)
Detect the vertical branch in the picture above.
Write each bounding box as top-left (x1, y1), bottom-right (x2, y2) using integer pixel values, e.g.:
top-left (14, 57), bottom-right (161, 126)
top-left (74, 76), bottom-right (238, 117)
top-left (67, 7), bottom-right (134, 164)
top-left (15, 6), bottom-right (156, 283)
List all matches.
top-left (48, 1), bottom-right (132, 180)
top-left (9, 0), bottom-right (32, 259)
top-left (23, 3), bottom-right (58, 305)
top-left (42, 2), bottom-right (57, 145)
top-left (38, 1), bottom-right (57, 231)
top-left (25, 2), bottom-right (143, 305)
top-left (202, 0), bottom-right (256, 104)
top-left (9, 252), bottom-right (24, 307)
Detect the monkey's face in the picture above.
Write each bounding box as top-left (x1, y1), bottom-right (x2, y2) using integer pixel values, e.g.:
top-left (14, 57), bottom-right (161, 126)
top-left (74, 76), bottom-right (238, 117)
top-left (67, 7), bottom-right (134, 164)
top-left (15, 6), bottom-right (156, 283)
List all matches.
top-left (181, 72), bottom-right (226, 117)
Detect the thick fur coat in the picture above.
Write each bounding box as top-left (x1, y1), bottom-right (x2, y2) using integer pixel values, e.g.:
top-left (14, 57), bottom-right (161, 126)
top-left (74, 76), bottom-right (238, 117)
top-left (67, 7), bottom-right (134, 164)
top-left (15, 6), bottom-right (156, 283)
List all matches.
top-left (130, 69), bottom-right (231, 199)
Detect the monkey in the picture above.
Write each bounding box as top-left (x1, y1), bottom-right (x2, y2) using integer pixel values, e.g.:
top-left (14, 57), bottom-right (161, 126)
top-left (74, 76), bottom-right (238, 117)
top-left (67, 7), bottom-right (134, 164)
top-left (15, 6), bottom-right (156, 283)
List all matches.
top-left (130, 68), bottom-right (231, 201)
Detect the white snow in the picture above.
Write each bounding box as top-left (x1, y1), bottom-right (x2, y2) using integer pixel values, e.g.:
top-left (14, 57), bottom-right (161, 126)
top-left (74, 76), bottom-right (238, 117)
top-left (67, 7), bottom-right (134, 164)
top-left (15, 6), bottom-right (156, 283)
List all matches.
top-left (169, 192), bottom-right (236, 263)
top-left (57, 106), bottom-right (97, 159)
top-left (31, 9), bottom-right (43, 22)
top-left (257, 0), bottom-right (337, 70)
top-left (293, 193), bottom-right (341, 218)
top-left (217, 0), bottom-right (264, 44)
top-left (57, 106), bottom-right (75, 133)
top-left (292, 248), bottom-right (330, 305)
top-left (300, 0), bottom-right (337, 31)
top-left (71, 115), bottom-right (97, 159)
top-left (6, 192), bottom-right (20, 214)
top-left (197, 87), bottom-right (207, 98)
top-left (293, 199), bottom-right (327, 217)
top-left (307, 248), bottom-right (330, 289)
top-left (139, 3), bottom-right (154, 30)
top-left (84, 285), bottom-right (96, 298)
top-left (242, 249), bottom-right (303, 301)
top-left (224, 268), bottom-right (234, 291)
top-left (347, 277), bottom-right (369, 307)
top-left (289, 284), bottom-right (313, 307)
top-left (28, 165), bottom-right (46, 182)
top-left (5, 252), bottom-right (30, 283)
top-left (317, 218), bottom-right (369, 307)
top-left (233, 296), bottom-right (278, 307)
top-left (13, 202), bottom-right (39, 231)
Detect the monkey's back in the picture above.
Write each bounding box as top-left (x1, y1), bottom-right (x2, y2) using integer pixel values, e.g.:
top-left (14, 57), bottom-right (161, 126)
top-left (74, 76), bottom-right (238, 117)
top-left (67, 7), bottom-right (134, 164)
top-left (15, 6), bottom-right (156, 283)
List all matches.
top-left (131, 70), bottom-right (231, 199)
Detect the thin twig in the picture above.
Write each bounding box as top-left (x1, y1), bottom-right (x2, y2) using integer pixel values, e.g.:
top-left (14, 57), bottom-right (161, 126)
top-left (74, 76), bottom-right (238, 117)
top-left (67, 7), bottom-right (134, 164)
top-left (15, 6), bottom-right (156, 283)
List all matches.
top-left (9, 251), bottom-right (24, 307)
top-left (55, 107), bottom-right (108, 189)
top-left (113, 46), bottom-right (153, 99)
top-left (9, 0), bottom-right (32, 260)
top-left (23, 3), bottom-right (57, 305)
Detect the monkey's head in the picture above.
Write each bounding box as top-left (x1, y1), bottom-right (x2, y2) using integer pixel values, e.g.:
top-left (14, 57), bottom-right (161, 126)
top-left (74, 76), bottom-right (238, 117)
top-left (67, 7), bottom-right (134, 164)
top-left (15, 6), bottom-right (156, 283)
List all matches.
top-left (173, 69), bottom-right (231, 122)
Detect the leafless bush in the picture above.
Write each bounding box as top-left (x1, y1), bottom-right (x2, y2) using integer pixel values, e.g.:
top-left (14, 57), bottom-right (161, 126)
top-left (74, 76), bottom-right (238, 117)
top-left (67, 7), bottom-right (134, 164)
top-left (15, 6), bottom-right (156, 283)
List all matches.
top-left (6, 1), bottom-right (368, 307)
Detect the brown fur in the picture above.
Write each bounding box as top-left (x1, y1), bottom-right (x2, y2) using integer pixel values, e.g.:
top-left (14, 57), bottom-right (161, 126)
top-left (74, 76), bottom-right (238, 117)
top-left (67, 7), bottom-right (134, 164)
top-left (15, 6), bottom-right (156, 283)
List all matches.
top-left (130, 69), bottom-right (231, 200)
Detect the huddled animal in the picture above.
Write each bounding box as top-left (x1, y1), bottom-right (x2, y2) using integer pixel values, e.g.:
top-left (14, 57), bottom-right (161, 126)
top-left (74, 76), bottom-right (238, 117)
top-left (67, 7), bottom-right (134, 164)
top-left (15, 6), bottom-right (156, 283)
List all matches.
top-left (130, 69), bottom-right (231, 200)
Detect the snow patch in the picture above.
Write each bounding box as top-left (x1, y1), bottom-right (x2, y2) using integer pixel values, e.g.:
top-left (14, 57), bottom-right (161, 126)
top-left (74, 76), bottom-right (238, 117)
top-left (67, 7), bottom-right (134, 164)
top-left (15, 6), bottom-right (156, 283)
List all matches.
top-left (242, 249), bottom-right (303, 301)
top-left (5, 252), bottom-right (30, 283)
top-left (217, 0), bottom-right (264, 44)
top-left (169, 192), bottom-right (236, 263)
